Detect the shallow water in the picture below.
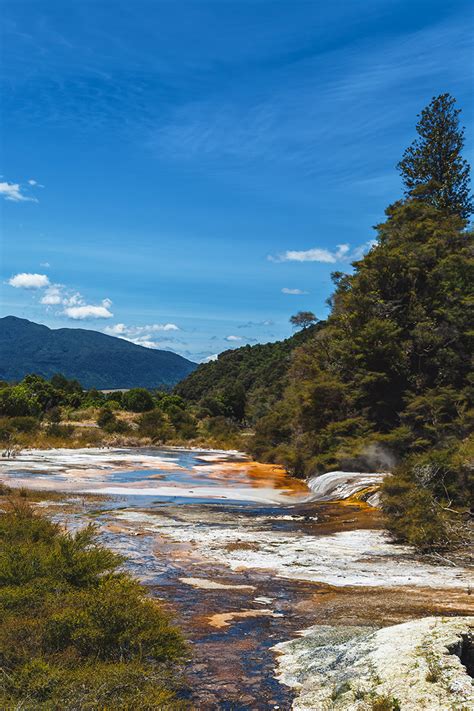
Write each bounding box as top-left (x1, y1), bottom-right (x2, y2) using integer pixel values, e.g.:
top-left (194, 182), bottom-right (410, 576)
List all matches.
top-left (0, 446), bottom-right (308, 505)
top-left (1, 447), bottom-right (472, 710)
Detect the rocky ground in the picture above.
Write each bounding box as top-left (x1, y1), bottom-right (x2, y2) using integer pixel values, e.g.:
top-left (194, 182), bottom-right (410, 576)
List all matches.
top-left (273, 616), bottom-right (474, 710)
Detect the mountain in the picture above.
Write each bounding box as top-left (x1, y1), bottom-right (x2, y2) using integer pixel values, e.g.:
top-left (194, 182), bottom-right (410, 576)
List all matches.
top-left (175, 324), bottom-right (319, 422)
top-left (0, 316), bottom-right (196, 389)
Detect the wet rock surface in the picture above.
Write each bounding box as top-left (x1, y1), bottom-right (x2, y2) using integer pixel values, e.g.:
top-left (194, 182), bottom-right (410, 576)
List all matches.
top-left (1, 448), bottom-right (473, 709)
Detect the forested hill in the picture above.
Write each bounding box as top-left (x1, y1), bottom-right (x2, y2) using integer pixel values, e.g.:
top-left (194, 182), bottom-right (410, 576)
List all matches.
top-left (0, 316), bottom-right (196, 389)
top-left (175, 324), bottom-right (319, 422)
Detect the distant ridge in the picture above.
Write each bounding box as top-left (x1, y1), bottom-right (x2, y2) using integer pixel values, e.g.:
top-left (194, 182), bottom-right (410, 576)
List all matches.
top-left (0, 316), bottom-right (196, 389)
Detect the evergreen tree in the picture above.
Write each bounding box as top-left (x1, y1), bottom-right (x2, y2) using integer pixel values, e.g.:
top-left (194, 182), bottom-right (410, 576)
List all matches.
top-left (397, 93), bottom-right (473, 219)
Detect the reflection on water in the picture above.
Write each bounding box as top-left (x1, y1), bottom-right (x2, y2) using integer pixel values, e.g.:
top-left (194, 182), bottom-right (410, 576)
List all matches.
top-left (0, 447), bottom-right (309, 505)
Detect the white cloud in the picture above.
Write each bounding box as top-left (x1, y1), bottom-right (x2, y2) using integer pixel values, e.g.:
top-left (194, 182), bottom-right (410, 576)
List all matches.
top-left (102, 322), bottom-right (181, 348)
top-left (271, 244), bottom-right (350, 263)
top-left (40, 286), bottom-right (63, 305)
top-left (9, 272), bottom-right (50, 289)
top-left (64, 301), bottom-right (113, 320)
top-left (0, 181), bottom-right (38, 203)
top-left (62, 292), bottom-right (83, 307)
top-left (281, 287), bottom-right (309, 295)
top-left (104, 322), bottom-right (179, 337)
top-left (270, 241), bottom-right (377, 264)
top-left (8, 270), bottom-right (114, 322)
top-left (104, 323), bottom-right (127, 336)
top-left (202, 354), bottom-right (218, 363)
top-left (40, 261), bottom-right (51, 268)
top-left (147, 323), bottom-right (179, 332)
top-left (225, 335), bottom-right (242, 341)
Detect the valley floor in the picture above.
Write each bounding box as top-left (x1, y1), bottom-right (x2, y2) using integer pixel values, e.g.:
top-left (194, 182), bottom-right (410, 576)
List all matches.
top-left (1, 446), bottom-right (473, 709)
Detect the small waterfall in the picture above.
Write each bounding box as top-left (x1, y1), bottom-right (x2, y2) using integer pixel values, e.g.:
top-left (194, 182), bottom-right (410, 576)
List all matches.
top-left (305, 470), bottom-right (387, 502)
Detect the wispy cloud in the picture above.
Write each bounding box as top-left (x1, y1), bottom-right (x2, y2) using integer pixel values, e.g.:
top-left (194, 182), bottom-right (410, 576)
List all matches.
top-left (105, 323), bottom-right (179, 337)
top-left (202, 353), bottom-right (218, 363)
top-left (40, 285), bottom-right (62, 304)
top-left (237, 319), bottom-right (274, 329)
top-left (0, 181), bottom-right (38, 203)
top-left (271, 241), bottom-right (375, 264)
top-left (9, 273), bottom-right (50, 289)
top-left (225, 335), bottom-right (242, 342)
top-left (281, 287), bottom-right (309, 295)
top-left (103, 322), bottom-right (181, 348)
top-left (150, 14), bottom-right (472, 186)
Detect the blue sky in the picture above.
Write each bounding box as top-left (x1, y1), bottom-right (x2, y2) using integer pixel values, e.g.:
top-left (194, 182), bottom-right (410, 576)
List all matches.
top-left (1, 0), bottom-right (473, 362)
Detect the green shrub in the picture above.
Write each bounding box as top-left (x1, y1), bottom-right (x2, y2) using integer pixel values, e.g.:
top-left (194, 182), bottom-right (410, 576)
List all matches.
top-left (0, 384), bottom-right (41, 417)
top-left (0, 418), bottom-right (14, 443)
top-left (97, 407), bottom-right (117, 429)
top-left (381, 461), bottom-right (456, 549)
top-left (0, 500), bottom-right (187, 709)
top-left (205, 416), bottom-right (239, 439)
top-left (45, 423), bottom-right (75, 438)
top-left (138, 409), bottom-right (173, 441)
top-left (45, 406), bottom-right (62, 424)
top-left (9, 416), bottom-right (40, 433)
top-left (123, 388), bottom-right (155, 412)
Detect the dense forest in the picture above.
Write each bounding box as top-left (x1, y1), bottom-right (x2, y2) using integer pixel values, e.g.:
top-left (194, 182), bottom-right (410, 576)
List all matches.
top-left (175, 323), bottom-right (318, 423)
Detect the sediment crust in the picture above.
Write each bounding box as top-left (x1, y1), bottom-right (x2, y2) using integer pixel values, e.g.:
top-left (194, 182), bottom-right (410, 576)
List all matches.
top-left (273, 616), bottom-right (474, 710)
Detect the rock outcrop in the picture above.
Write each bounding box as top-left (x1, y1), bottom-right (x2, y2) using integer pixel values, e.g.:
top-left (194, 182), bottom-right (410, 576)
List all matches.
top-left (273, 616), bottom-right (474, 710)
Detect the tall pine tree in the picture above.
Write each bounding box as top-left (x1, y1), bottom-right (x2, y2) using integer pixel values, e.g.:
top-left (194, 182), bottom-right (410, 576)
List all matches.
top-left (398, 93), bottom-right (473, 219)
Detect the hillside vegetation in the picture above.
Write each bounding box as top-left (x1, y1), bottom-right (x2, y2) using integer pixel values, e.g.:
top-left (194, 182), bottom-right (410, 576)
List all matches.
top-left (0, 374), bottom-right (203, 450)
top-left (177, 94), bottom-right (474, 550)
top-left (175, 324), bottom-right (318, 424)
top-left (0, 316), bottom-right (196, 389)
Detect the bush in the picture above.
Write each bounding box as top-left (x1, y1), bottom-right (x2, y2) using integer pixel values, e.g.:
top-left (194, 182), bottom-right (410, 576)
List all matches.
top-left (0, 419), bottom-right (14, 443)
top-left (45, 406), bottom-right (61, 424)
top-left (0, 385), bottom-right (41, 417)
top-left (380, 452), bottom-right (466, 550)
top-left (45, 423), bottom-right (75, 438)
top-left (9, 416), bottom-right (40, 433)
top-left (0, 500), bottom-right (187, 709)
top-left (97, 407), bottom-right (117, 429)
top-left (205, 416), bottom-right (239, 440)
top-left (96, 409), bottom-right (130, 435)
top-left (123, 388), bottom-right (155, 412)
top-left (138, 409), bottom-right (173, 441)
